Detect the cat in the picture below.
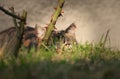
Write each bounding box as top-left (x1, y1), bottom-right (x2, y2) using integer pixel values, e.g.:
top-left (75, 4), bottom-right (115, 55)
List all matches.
top-left (0, 23), bottom-right (77, 57)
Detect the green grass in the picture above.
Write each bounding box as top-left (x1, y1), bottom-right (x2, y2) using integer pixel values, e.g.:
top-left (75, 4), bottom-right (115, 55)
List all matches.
top-left (0, 42), bottom-right (120, 79)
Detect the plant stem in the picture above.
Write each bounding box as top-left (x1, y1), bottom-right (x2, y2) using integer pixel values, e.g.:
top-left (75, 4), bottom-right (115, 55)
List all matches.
top-left (43, 0), bottom-right (65, 45)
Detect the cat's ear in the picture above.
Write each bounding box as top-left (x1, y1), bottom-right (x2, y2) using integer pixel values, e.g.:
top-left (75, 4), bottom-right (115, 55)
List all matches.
top-left (35, 24), bottom-right (46, 39)
top-left (35, 24), bottom-right (38, 34)
top-left (65, 23), bottom-right (76, 34)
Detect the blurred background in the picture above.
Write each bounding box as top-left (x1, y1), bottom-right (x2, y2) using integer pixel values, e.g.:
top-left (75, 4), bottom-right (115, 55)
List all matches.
top-left (0, 0), bottom-right (120, 49)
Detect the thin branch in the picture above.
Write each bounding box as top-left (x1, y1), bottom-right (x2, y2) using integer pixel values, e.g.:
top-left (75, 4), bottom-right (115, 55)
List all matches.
top-left (14, 10), bottom-right (27, 57)
top-left (9, 7), bottom-right (20, 37)
top-left (0, 6), bottom-right (24, 21)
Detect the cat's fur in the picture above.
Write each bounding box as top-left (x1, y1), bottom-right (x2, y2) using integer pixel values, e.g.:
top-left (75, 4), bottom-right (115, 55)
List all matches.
top-left (0, 25), bottom-right (46, 57)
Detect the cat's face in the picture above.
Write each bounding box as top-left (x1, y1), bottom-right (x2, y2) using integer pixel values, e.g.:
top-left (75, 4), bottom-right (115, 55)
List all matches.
top-left (51, 23), bottom-right (77, 53)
